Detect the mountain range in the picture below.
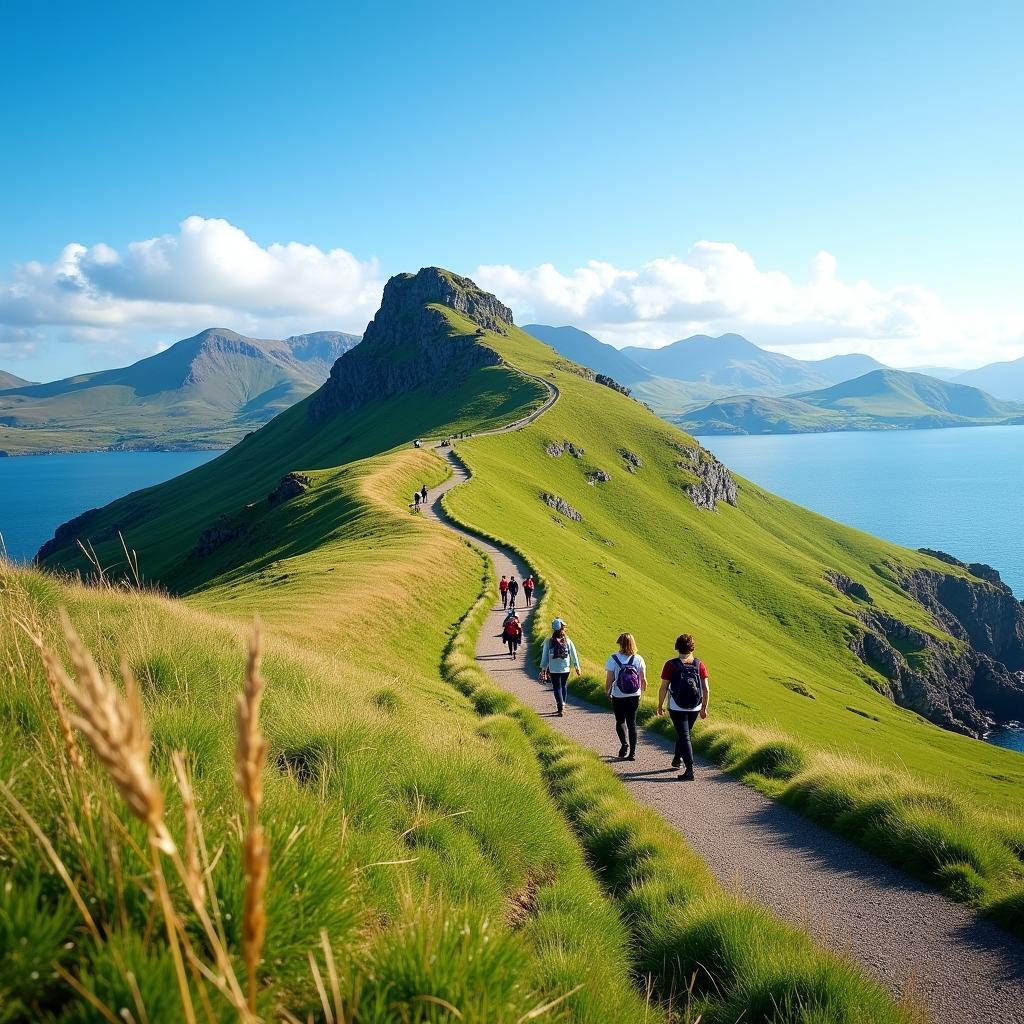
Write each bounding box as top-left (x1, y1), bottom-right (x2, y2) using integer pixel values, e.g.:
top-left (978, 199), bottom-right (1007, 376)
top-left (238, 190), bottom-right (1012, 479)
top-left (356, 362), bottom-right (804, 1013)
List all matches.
top-left (524, 324), bottom-right (1024, 433)
top-left (0, 327), bottom-right (360, 454)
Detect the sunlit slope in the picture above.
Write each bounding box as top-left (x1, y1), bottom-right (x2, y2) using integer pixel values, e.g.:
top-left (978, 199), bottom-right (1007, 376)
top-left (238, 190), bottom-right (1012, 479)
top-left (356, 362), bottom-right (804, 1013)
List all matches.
top-left (38, 352), bottom-right (545, 586)
top-left (444, 321), bottom-right (1024, 812)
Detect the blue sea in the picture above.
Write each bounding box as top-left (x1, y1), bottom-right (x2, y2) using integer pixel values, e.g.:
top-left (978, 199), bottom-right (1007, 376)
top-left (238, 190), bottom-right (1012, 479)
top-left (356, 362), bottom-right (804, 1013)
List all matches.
top-left (698, 425), bottom-right (1024, 755)
top-left (0, 450), bottom-right (221, 562)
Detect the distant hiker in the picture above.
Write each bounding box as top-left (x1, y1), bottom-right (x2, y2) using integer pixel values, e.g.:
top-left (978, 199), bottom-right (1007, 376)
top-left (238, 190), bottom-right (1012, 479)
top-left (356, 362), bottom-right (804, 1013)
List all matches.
top-left (508, 575), bottom-right (520, 608)
top-left (414, 439), bottom-right (422, 448)
top-left (657, 634), bottom-right (710, 781)
top-left (413, 492), bottom-right (421, 510)
top-left (540, 617), bottom-right (580, 716)
top-left (605, 633), bottom-right (647, 760)
top-left (499, 575), bottom-right (510, 609)
top-left (502, 610), bottom-right (523, 659)
top-left (523, 575), bottom-right (536, 606)
top-left (420, 484), bottom-right (428, 503)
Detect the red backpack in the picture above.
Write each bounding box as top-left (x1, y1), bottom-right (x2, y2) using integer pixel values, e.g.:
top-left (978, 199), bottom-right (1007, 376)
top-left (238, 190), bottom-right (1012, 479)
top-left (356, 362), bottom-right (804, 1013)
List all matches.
top-left (504, 618), bottom-right (522, 639)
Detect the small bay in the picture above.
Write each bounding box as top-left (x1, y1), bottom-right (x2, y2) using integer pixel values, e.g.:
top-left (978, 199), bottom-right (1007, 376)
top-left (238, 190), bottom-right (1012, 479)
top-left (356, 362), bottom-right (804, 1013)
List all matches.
top-left (0, 450), bottom-right (221, 562)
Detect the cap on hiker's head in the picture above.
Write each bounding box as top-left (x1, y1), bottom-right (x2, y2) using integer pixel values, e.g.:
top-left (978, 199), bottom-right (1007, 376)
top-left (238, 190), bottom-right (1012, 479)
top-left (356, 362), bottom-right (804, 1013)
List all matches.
top-left (551, 618), bottom-right (564, 631)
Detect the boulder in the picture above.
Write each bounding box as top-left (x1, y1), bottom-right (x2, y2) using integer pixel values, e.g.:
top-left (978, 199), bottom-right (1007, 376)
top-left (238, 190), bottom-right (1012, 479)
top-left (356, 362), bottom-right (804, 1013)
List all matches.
top-left (541, 492), bottom-right (582, 522)
top-left (268, 472), bottom-right (312, 506)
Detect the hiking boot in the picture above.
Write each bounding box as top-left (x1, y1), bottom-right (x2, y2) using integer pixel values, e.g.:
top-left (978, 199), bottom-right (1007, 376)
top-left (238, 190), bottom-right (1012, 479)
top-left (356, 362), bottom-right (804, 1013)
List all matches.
top-left (618, 743), bottom-right (629, 759)
top-left (626, 752), bottom-right (636, 761)
top-left (678, 767), bottom-right (695, 782)
top-left (556, 708), bottom-right (564, 717)
top-left (671, 756), bottom-right (681, 768)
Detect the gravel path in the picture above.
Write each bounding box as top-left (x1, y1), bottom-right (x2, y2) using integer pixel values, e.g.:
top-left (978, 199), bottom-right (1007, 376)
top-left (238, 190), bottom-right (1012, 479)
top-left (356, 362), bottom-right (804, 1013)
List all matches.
top-left (422, 405), bottom-right (1024, 1024)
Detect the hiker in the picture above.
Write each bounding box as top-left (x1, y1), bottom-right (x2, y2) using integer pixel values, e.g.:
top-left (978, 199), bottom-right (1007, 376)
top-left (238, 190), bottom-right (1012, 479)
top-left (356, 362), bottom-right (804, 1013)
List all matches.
top-left (604, 633), bottom-right (647, 760)
top-left (413, 492), bottom-right (421, 510)
top-left (540, 617), bottom-right (580, 716)
top-left (420, 484), bottom-right (428, 504)
top-left (657, 634), bottom-right (710, 782)
top-left (499, 575), bottom-right (510, 609)
top-left (414, 439), bottom-right (422, 448)
top-left (502, 610), bottom-right (523, 659)
top-left (508, 575), bottom-right (520, 609)
top-left (523, 575), bottom-right (536, 606)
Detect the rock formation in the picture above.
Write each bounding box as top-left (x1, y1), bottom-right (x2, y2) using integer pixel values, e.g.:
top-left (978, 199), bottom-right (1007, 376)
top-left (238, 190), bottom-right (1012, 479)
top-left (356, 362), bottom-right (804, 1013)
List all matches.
top-left (310, 268), bottom-right (510, 421)
top-left (268, 472), bottom-right (312, 507)
top-left (541, 493), bottom-right (582, 522)
top-left (676, 445), bottom-right (738, 510)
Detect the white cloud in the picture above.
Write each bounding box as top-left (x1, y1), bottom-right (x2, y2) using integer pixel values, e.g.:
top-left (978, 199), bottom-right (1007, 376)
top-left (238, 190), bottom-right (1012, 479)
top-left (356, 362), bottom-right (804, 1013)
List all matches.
top-left (475, 242), bottom-right (1024, 368)
top-left (0, 217), bottom-right (384, 351)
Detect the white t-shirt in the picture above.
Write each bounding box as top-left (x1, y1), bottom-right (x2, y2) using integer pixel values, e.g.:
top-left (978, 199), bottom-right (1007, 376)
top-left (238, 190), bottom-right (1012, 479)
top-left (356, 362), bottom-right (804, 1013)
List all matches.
top-left (605, 652), bottom-right (647, 698)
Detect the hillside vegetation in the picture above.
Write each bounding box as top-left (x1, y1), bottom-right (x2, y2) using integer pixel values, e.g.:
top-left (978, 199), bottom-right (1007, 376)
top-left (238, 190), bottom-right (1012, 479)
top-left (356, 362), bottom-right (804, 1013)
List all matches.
top-left (0, 328), bottom-right (359, 455)
top-left (680, 368), bottom-right (1024, 434)
top-left (2, 299), bottom-right (913, 1020)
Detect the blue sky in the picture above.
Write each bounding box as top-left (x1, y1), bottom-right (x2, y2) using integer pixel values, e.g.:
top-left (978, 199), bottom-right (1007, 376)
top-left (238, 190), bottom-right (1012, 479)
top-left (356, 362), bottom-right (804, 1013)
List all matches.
top-left (1, 0), bottom-right (1022, 380)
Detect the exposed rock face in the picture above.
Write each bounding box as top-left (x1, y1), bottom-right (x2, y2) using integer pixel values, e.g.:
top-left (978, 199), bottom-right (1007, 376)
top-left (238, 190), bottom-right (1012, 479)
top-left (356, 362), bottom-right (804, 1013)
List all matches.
top-left (191, 517), bottom-right (248, 558)
top-left (834, 559), bottom-right (1024, 735)
top-left (676, 445), bottom-right (738, 511)
top-left (620, 449), bottom-right (643, 470)
top-left (541, 493), bottom-right (582, 522)
top-left (587, 469), bottom-right (611, 484)
top-left (595, 373), bottom-right (631, 397)
top-left (561, 439), bottom-right (584, 458)
top-left (826, 571), bottom-right (873, 603)
top-left (309, 268), bottom-right (510, 421)
top-left (545, 442), bottom-right (564, 458)
top-left (36, 503), bottom-right (154, 563)
top-left (905, 553), bottom-right (1024, 671)
top-left (268, 472), bottom-right (312, 507)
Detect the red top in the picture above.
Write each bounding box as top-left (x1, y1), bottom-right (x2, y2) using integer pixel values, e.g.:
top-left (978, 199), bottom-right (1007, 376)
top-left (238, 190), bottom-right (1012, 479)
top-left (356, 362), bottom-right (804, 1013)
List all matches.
top-left (499, 579), bottom-right (509, 591)
top-left (524, 578), bottom-right (535, 590)
top-left (660, 659), bottom-right (709, 681)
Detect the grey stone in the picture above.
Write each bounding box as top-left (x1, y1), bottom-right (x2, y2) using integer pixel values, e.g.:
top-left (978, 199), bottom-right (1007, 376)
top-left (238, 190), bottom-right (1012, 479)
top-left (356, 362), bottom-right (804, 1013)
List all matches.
top-left (541, 492), bottom-right (582, 522)
top-left (675, 444), bottom-right (738, 510)
top-left (268, 472), bottom-right (312, 506)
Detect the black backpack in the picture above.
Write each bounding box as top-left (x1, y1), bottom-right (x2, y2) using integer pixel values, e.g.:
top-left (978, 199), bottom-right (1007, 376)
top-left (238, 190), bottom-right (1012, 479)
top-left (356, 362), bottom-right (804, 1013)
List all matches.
top-left (551, 635), bottom-right (569, 660)
top-left (669, 658), bottom-right (703, 708)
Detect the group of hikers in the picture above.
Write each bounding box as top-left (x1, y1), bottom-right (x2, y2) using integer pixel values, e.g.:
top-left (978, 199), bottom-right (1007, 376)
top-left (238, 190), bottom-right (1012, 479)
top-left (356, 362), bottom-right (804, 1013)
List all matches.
top-left (498, 587), bottom-right (709, 779)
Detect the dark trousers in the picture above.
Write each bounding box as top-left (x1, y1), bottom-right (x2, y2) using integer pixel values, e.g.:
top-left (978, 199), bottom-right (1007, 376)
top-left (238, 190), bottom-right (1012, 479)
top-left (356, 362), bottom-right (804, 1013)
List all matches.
top-left (501, 590), bottom-right (509, 608)
top-left (669, 709), bottom-right (700, 769)
top-left (550, 672), bottom-right (569, 710)
top-left (524, 588), bottom-right (534, 606)
top-left (611, 695), bottom-right (640, 753)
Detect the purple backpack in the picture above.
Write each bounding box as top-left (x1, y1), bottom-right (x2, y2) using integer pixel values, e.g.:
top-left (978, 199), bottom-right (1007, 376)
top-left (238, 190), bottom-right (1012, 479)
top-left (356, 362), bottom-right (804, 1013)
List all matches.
top-left (613, 654), bottom-right (641, 695)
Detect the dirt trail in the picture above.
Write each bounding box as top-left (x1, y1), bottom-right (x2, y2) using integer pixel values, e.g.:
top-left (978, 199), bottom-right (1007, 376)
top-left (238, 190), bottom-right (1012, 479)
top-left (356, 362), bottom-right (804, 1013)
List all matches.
top-left (419, 386), bottom-right (1024, 1024)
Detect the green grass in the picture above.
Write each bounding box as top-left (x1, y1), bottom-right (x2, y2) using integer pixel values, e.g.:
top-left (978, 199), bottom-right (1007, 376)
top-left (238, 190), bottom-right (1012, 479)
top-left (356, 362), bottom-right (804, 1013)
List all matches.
top-left (436, 316), bottom-right (1024, 920)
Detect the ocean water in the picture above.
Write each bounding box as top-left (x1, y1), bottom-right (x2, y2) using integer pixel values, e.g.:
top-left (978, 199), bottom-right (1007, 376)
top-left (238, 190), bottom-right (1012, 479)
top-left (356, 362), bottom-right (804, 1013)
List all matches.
top-left (0, 450), bottom-right (221, 562)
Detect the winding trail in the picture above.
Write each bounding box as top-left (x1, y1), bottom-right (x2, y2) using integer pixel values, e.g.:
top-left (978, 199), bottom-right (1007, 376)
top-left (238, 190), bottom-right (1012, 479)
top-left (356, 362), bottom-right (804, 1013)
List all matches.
top-left (420, 377), bottom-right (1024, 1024)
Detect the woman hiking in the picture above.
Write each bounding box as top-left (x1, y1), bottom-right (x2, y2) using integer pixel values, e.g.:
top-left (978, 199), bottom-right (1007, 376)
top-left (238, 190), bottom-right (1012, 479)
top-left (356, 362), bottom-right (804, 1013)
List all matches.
top-left (501, 610), bottom-right (523, 659)
top-left (540, 617), bottom-right (580, 716)
top-left (604, 633), bottom-right (647, 760)
top-left (656, 633), bottom-right (710, 782)
top-left (523, 575), bottom-right (536, 606)
top-left (499, 575), bottom-right (510, 609)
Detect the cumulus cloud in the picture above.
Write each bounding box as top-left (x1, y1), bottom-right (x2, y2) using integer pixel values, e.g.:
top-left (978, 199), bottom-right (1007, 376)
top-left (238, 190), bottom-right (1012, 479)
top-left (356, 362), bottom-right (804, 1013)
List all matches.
top-left (475, 242), bottom-right (1024, 368)
top-left (0, 217), bottom-right (384, 353)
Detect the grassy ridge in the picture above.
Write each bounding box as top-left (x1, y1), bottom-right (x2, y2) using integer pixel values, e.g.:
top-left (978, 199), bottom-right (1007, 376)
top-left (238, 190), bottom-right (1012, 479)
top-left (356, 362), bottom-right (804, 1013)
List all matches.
top-left (438, 315), bottom-right (1024, 918)
top-left (1, 445), bottom-right (665, 1022)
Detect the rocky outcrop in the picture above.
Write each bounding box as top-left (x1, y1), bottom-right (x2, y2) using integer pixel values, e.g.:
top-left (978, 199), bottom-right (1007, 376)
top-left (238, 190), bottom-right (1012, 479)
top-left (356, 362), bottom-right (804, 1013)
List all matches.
top-left (595, 373), bottom-right (631, 397)
top-left (545, 442), bottom-right (564, 458)
top-left (268, 472), bottom-right (312, 507)
top-left (620, 449), bottom-right (643, 472)
top-left (191, 516), bottom-right (248, 558)
top-left (36, 503), bottom-right (155, 563)
top-left (850, 609), bottom-right (1024, 736)
top-left (587, 469), bottom-right (611, 484)
top-left (905, 552), bottom-right (1024, 671)
top-left (541, 493), bottom-right (582, 522)
top-left (676, 445), bottom-right (738, 511)
top-left (309, 268), bottom-right (509, 421)
top-left (826, 571), bottom-right (873, 603)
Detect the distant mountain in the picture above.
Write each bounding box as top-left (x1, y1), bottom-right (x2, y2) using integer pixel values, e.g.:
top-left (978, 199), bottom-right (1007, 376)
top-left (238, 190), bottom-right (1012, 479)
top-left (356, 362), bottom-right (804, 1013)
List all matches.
top-left (679, 368), bottom-right (1024, 435)
top-left (806, 352), bottom-right (887, 383)
top-left (0, 328), bottom-right (360, 455)
top-left (908, 366), bottom-right (968, 381)
top-left (523, 324), bottom-right (648, 384)
top-left (0, 370), bottom-right (34, 390)
top-left (954, 355), bottom-right (1024, 402)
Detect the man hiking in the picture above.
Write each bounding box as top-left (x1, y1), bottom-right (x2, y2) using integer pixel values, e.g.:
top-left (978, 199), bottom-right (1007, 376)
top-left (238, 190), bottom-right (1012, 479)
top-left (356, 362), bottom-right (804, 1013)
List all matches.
top-left (540, 617), bottom-right (580, 716)
top-left (413, 492), bottom-right (421, 510)
top-left (656, 633), bottom-right (710, 781)
top-left (501, 610), bottom-right (523, 659)
top-left (604, 632), bottom-right (647, 760)
top-left (499, 575), bottom-right (510, 609)
top-left (507, 575), bottom-right (520, 609)
top-left (420, 484), bottom-right (428, 504)
top-left (523, 575), bottom-right (536, 606)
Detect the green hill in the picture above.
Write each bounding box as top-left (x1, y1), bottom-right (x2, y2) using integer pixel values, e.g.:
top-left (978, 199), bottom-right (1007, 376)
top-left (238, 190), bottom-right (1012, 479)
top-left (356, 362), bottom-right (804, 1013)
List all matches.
top-left (3, 267), bottom-right (921, 1023)
top-left (956, 354), bottom-right (1024, 401)
top-left (681, 368), bottom-right (1024, 434)
top-left (0, 327), bottom-right (360, 455)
